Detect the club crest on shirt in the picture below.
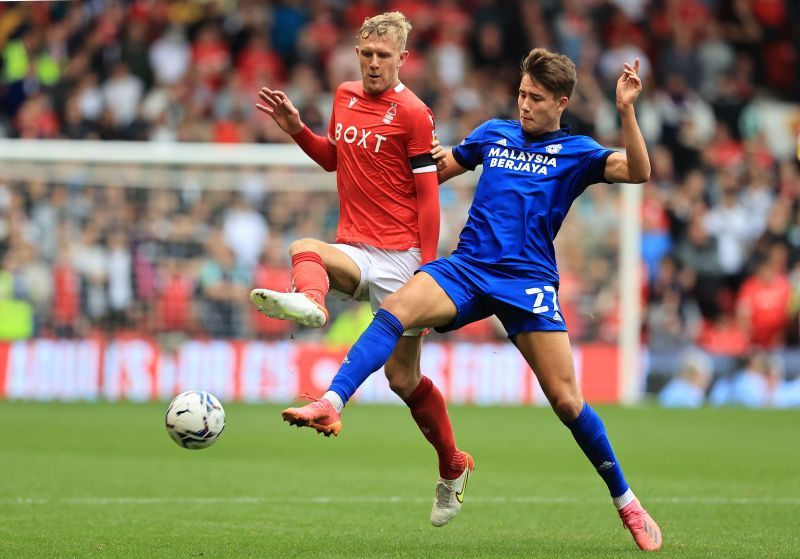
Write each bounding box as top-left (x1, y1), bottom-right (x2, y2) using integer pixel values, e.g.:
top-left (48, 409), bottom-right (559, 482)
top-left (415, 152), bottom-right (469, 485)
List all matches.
top-left (382, 103), bottom-right (397, 125)
top-left (546, 144), bottom-right (563, 154)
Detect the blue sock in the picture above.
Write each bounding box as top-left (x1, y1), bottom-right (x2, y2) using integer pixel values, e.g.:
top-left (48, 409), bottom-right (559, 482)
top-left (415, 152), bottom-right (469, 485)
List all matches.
top-left (328, 309), bottom-right (405, 404)
top-left (564, 403), bottom-right (629, 498)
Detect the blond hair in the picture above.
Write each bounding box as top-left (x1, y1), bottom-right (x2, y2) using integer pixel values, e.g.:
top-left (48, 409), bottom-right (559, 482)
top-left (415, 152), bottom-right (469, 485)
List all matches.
top-left (358, 11), bottom-right (412, 50)
top-left (520, 48), bottom-right (577, 99)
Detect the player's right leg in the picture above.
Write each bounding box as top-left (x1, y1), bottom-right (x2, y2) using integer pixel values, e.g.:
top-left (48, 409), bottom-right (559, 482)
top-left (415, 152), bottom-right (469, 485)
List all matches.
top-left (383, 336), bottom-right (473, 526)
top-left (513, 329), bottom-right (662, 551)
top-left (250, 238), bottom-right (361, 328)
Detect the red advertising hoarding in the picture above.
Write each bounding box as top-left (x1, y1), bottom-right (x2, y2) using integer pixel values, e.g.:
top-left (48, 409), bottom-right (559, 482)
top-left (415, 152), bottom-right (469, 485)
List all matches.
top-left (0, 339), bottom-right (620, 404)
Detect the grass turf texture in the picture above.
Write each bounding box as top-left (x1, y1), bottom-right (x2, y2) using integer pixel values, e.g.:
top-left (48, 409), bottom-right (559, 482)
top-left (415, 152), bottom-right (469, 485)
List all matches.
top-left (1, 402), bottom-right (797, 558)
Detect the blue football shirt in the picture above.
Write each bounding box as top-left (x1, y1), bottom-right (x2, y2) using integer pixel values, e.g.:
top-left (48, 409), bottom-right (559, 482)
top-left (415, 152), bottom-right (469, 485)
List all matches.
top-left (451, 119), bottom-right (615, 285)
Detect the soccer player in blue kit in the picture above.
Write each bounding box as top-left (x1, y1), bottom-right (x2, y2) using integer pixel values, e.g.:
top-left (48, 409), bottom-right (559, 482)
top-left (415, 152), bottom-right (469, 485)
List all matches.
top-left (283, 47), bottom-right (662, 550)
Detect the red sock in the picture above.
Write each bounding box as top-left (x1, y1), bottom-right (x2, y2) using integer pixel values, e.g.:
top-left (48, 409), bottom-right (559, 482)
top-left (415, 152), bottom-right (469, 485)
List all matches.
top-left (404, 376), bottom-right (464, 479)
top-left (291, 251), bottom-right (329, 306)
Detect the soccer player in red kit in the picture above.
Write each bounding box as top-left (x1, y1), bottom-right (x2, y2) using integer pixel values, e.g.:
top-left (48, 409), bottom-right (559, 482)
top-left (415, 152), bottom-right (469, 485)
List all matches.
top-left (251, 12), bottom-right (472, 527)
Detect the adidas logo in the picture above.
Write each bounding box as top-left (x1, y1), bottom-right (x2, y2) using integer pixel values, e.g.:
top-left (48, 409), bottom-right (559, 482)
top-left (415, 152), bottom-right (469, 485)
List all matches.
top-left (348, 97), bottom-right (357, 108)
top-left (496, 138), bottom-right (507, 146)
top-left (553, 311), bottom-right (562, 322)
top-left (597, 461), bottom-right (615, 472)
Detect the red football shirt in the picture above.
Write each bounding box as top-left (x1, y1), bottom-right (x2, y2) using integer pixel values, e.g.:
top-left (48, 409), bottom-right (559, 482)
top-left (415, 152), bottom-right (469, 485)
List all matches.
top-left (326, 80), bottom-right (437, 250)
top-left (737, 274), bottom-right (791, 348)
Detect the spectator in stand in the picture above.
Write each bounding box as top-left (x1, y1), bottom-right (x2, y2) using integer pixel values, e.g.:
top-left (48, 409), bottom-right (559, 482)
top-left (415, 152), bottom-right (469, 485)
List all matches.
top-left (709, 351), bottom-right (782, 408)
top-left (198, 232), bottom-right (252, 338)
top-left (658, 348), bottom-right (713, 408)
top-left (250, 237), bottom-right (292, 340)
top-left (102, 62), bottom-right (143, 130)
top-left (697, 305), bottom-right (751, 358)
top-left (773, 375), bottom-right (800, 408)
top-left (149, 26), bottom-right (191, 86)
top-left (50, 241), bottom-right (81, 337)
top-left (736, 244), bottom-right (792, 350)
top-left (192, 23), bottom-right (231, 92)
top-left (222, 193), bottom-right (269, 269)
top-left (704, 169), bottom-right (759, 286)
top-left (641, 182), bottom-right (672, 286)
top-left (154, 257), bottom-right (196, 334)
top-left (105, 229), bottom-right (134, 329)
top-left (70, 221), bottom-right (107, 323)
top-left (673, 214), bottom-right (725, 318)
top-left (647, 255), bottom-right (701, 352)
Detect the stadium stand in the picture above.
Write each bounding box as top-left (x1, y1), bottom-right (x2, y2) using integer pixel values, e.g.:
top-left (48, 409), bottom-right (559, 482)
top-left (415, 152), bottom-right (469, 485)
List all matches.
top-left (1, 0), bottom-right (799, 397)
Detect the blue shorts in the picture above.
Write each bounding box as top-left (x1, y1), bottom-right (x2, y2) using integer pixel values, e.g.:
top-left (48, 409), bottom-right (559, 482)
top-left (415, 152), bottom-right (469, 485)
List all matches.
top-left (418, 256), bottom-right (567, 338)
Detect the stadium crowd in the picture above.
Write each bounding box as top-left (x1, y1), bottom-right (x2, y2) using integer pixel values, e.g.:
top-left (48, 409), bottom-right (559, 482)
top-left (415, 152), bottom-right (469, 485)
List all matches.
top-left (1, 0), bottom-right (800, 398)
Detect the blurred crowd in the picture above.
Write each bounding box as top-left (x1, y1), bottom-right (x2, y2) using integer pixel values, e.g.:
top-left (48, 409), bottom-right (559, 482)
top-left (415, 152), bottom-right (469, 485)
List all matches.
top-left (656, 347), bottom-right (800, 408)
top-left (2, 0), bottom-right (800, 396)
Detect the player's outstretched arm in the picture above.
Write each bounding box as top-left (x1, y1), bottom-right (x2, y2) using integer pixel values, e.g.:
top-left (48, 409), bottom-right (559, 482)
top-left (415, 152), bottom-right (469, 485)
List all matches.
top-left (604, 58), bottom-right (650, 184)
top-left (436, 151), bottom-right (468, 184)
top-left (430, 140), bottom-right (468, 184)
top-left (256, 88), bottom-right (337, 172)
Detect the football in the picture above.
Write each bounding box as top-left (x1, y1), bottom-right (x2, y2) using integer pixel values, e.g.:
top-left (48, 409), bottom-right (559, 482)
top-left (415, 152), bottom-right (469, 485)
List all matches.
top-left (165, 390), bottom-right (226, 450)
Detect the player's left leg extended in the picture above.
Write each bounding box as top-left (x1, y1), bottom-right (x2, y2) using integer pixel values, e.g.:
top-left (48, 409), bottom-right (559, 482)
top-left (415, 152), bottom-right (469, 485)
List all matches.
top-left (384, 336), bottom-right (473, 527)
top-left (282, 271), bottom-right (457, 434)
top-left (514, 330), bottom-right (662, 551)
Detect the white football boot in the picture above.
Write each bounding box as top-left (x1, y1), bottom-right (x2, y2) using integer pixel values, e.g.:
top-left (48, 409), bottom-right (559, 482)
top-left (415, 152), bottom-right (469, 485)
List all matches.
top-left (430, 451), bottom-right (474, 527)
top-left (249, 289), bottom-right (328, 328)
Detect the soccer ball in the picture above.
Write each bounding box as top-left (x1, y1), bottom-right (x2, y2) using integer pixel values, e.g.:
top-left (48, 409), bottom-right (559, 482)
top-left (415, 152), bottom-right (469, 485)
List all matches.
top-left (165, 390), bottom-right (226, 450)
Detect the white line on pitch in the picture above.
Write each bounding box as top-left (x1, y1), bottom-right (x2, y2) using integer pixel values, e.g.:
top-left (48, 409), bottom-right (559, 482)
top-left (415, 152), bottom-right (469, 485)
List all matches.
top-left (3, 496), bottom-right (800, 506)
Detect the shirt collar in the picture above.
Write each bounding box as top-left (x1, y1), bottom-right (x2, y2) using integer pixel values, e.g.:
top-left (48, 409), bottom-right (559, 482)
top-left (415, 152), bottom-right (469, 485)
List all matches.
top-left (523, 125), bottom-right (570, 143)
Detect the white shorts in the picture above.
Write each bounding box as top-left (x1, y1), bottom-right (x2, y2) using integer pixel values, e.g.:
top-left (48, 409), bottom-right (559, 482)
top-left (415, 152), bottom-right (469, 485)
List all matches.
top-left (329, 242), bottom-right (424, 337)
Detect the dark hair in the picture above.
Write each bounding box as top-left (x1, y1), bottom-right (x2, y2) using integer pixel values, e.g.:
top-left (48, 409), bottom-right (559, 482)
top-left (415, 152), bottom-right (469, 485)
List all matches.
top-left (520, 48), bottom-right (577, 99)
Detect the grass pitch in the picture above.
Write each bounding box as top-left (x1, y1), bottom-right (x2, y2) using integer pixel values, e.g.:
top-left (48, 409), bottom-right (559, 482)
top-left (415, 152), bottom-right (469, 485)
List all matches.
top-left (1, 402), bottom-right (797, 558)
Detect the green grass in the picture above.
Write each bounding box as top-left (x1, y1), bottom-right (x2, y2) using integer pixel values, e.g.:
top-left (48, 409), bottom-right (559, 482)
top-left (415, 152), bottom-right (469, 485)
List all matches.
top-left (0, 402), bottom-right (797, 558)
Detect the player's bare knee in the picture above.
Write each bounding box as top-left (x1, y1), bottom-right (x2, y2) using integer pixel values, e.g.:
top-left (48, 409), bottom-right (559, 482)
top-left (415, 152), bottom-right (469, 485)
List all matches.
top-left (384, 363), bottom-right (419, 398)
top-left (551, 395), bottom-right (583, 422)
top-left (381, 292), bottom-right (408, 321)
top-left (289, 238), bottom-right (321, 256)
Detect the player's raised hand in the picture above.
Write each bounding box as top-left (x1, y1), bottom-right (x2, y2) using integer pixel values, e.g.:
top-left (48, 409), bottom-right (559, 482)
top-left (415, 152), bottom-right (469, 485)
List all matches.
top-left (616, 58), bottom-right (642, 109)
top-left (256, 87), bottom-right (304, 135)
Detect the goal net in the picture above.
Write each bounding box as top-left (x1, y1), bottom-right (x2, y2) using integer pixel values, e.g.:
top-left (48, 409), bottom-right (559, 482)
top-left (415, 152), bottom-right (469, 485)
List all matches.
top-left (0, 140), bottom-right (639, 404)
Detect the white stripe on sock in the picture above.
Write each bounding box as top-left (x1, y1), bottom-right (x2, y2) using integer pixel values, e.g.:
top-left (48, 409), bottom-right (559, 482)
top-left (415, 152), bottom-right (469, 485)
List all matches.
top-left (322, 391), bottom-right (344, 413)
top-left (613, 488), bottom-right (636, 509)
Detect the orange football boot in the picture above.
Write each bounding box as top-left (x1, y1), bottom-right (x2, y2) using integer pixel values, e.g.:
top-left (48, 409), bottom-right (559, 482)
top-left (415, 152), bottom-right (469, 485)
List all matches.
top-left (281, 397), bottom-right (342, 437)
top-left (619, 498), bottom-right (662, 551)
